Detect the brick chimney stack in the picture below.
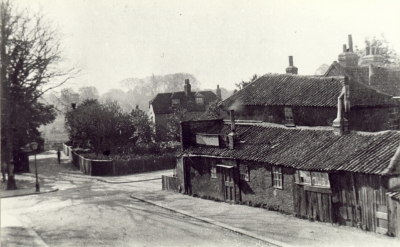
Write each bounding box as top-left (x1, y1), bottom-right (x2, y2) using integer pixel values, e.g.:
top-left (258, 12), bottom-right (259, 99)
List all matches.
top-left (332, 77), bottom-right (350, 136)
top-left (285, 56), bottom-right (298, 75)
top-left (338, 35), bottom-right (358, 67)
top-left (216, 85), bottom-right (222, 100)
top-left (184, 79), bottom-right (191, 97)
top-left (359, 44), bottom-right (384, 67)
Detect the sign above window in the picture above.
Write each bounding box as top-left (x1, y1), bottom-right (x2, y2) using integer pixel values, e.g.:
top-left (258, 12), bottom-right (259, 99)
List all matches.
top-left (196, 134), bottom-right (220, 147)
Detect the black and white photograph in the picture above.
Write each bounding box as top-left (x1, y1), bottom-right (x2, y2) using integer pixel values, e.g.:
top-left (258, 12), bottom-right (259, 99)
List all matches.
top-left (1, 0), bottom-right (400, 246)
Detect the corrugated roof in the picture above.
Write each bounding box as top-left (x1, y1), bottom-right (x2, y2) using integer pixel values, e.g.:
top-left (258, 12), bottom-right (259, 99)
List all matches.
top-left (150, 91), bottom-right (218, 114)
top-left (220, 74), bottom-right (395, 110)
top-left (183, 122), bottom-right (400, 175)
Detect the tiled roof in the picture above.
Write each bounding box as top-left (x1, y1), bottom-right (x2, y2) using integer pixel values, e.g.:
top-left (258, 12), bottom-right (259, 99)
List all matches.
top-left (150, 91), bottom-right (217, 114)
top-left (183, 122), bottom-right (400, 175)
top-left (325, 62), bottom-right (400, 96)
top-left (220, 74), bottom-right (396, 109)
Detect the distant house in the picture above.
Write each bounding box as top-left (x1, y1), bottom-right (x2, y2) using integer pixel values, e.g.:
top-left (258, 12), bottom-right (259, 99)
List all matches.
top-left (149, 79), bottom-right (220, 140)
top-left (324, 35), bottom-right (400, 97)
top-left (167, 107), bottom-right (400, 236)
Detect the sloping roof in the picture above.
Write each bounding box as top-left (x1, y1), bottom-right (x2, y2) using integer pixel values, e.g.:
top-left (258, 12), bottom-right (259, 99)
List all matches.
top-left (324, 61), bottom-right (400, 96)
top-left (220, 74), bottom-right (396, 109)
top-left (183, 122), bottom-right (400, 175)
top-left (149, 91), bottom-right (218, 114)
top-left (387, 186), bottom-right (400, 201)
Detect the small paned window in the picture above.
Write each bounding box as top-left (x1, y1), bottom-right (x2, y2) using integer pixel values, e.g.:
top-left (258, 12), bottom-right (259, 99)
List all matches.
top-left (296, 170), bottom-right (330, 188)
top-left (311, 172), bottom-right (330, 187)
top-left (172, 99), bottom-right (180, 106)
top-left (195, 97), bottom-right (204, 105)
top-left (240, 164), bottom-right (249, 181)
top-left (211, 166), bottom-right (217, 179)
top-left (284, 107), bottom-right (294, 125)
top-left (272, 166), bottom-right (283, 189)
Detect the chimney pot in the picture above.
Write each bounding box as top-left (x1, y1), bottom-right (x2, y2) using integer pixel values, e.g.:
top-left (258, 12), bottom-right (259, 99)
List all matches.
top-left (348, 35), bottom-right (353, 52)
top-left (371, 47), bottom-right (375, 55)
top-left (366, 46), bottom-right (370, 56)
top-left (184, 79), bottom-right (191, 97)
top-left (343, 44), bottom-right (347, 52)
top-left (285, 56), bottom-right (298, 75)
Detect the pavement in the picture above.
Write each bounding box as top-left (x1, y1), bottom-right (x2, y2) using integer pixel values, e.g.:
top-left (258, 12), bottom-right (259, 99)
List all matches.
top-left (2, 150), bottom-right (400, 247)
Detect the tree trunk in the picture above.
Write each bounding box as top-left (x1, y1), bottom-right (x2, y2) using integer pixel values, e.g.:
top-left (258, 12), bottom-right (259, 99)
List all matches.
top-left (1, 3), bottom-right (17, 190)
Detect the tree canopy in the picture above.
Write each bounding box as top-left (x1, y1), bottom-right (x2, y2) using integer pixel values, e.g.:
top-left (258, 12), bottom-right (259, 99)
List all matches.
top-left (1, 0), bottom-right (79, 187)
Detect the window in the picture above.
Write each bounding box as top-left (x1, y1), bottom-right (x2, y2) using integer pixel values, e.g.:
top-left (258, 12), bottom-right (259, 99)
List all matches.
top-left (284, 107), bottom-right (294, 126)
top-left (240, 164), bottom-right (249, 181)
top-left (272, 166), bottom-right (283, 189)
top-left (211, 166), bottom-right (217, 179)
top-left (172, 99), bottom-right (180, 106)
top-left (295, 170), bottom-right (330, 188)
top-left (195, 97), bottom-right (204, 105)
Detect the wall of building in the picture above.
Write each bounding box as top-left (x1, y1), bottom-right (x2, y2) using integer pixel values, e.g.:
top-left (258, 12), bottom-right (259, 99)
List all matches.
top-left (239, 160), bottom-right (295, 214)
top-left (154, 114), bottom-right (170, 141)
top-left (330, 172), bottom-right (389, 232)
top-left (187, 157), bottom-right (226, 200)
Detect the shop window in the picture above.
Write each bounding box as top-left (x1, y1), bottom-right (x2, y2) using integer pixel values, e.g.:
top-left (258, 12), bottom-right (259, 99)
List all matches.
top-left (240, 164), bottom-right (249, 181)
top-left (272, 166), bottom-right (283, 189)
top-left (295, 170), bottom-right (330, 188)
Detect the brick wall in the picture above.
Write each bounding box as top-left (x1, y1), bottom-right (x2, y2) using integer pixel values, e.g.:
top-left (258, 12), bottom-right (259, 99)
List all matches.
top-left (189, 157), bottom-right (225, 200)
top-left (239, 161), bottom-right (295, 214)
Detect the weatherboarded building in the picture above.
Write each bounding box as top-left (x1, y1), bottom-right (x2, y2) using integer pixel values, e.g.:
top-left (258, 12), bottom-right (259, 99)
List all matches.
top-left (149, 79), bottom-right (219, 140)
top-left (165, 107), bottom-right (400, 236)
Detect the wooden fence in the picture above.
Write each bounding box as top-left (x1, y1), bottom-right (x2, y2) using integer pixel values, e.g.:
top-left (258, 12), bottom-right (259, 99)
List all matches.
top-left (62, 143), bottom-right (175, 176)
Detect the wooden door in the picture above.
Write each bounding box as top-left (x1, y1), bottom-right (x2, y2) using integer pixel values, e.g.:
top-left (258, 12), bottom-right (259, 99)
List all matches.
top-left (376, 204), bottom-right (388, 234)
top-left (222, 168), bottom-right (235, 201)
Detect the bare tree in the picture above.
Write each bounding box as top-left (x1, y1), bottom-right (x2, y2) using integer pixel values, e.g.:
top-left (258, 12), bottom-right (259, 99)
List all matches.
top-left (1, 1), bottom-right (80, 189)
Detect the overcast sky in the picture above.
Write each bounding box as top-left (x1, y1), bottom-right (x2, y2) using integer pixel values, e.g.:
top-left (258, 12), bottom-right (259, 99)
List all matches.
top-left (18, 0), bottom-right (400, 94)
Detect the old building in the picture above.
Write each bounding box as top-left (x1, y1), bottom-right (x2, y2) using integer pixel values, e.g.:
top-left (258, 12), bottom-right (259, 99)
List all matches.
top-left (219, 35), bottom-right (400, 131)
top-left (149, 79), bottom-right (220, 140)
top-left (165, 107), bottom-right (400, 236)
top-left (324, 35), bottom-right (400, 97)
top-left (220, 72), bottom-right (399, 131)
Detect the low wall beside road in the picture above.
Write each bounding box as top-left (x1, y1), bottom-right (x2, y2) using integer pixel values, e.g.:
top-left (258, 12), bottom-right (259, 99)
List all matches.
top-left (62, 143), bottom-right (175, 176)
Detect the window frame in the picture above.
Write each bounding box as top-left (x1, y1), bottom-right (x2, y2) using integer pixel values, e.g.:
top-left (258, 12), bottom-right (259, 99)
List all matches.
top-left (211, 166), bottom-right (217, 179)
top-left (195, 97), bottom-right (204, 105)
top-left (272, 166), bottom-right (283, 189)
top-left (295, 170), bottom-right (330, 188)
top-left (172, 98), bottom-right (180, 106)
top-left (239, 164), bottom-right (249, 182)
top-left (284, 107), bottom-right (294, 126)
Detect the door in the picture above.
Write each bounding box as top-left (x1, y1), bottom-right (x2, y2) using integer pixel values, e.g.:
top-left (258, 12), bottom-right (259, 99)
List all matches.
top-left (376, 204), bottom-right (388, 234)
top-left (222, 168), bottom-right (235, 201)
